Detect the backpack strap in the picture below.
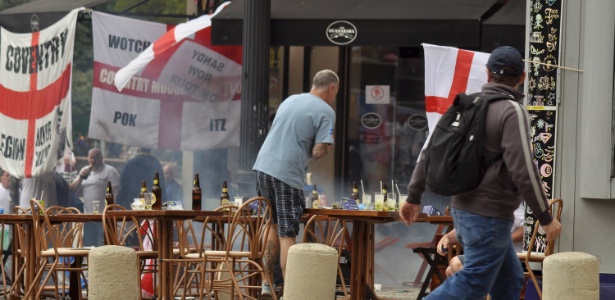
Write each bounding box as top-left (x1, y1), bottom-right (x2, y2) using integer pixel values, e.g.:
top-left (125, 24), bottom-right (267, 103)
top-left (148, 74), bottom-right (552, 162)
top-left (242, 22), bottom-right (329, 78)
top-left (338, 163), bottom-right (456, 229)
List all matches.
top-left (476, 93), bottom-right (516, 168)
top-left (454, 92), bottom-right (516, 109)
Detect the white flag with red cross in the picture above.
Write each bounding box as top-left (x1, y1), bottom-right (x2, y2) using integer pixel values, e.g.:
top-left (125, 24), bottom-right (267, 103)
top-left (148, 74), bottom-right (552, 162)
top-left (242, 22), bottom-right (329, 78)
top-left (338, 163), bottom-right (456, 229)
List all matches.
top-left (0, 9), bottom-right (79, 178)
top-left (90, 3), bottom-right (242, 151)
top-left (423, 43), bottom-right (491, 137)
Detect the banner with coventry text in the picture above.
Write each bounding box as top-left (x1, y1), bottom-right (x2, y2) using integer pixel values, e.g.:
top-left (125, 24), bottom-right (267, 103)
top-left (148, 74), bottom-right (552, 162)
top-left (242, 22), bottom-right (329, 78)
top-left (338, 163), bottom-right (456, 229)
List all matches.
top-left (0, 9), bottom-right (78, 178)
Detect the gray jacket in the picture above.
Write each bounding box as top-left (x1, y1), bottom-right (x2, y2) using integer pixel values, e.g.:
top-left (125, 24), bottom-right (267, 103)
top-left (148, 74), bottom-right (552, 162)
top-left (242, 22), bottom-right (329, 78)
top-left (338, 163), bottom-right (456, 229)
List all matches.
top-left (407, 82), bottom-right (553, 225)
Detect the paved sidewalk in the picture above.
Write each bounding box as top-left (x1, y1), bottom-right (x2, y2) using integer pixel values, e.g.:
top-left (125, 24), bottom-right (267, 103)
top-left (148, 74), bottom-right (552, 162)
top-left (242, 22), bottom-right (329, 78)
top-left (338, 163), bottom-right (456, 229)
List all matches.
top-left (375, 286), bottom-right (421, 300)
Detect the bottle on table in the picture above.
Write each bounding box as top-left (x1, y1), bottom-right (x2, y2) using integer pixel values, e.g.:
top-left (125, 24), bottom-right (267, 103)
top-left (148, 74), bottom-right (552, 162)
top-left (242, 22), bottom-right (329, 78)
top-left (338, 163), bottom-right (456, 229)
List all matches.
top-left (152, 172), bottom-right (162, 210)
top-left (350, 181), bottom-right (360, 203)
top-left (192, 174), bottom-right (202, 211)
top-left (105, 181), bottom-right (114, 206)
top-left (220, 180), bottom-right (231, 206)
top-left (311, 184), bottom-right (320, 209)
top-left (382, 183), bottom-right (394, 211)
top-left (140, 181), bottom-right (147, 200)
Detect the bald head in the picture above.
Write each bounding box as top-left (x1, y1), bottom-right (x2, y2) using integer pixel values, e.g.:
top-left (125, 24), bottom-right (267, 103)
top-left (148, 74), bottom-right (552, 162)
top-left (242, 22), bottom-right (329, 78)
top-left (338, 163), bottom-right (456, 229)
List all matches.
top-left (88, 148), bottom-right (103, 170)
top-left (310, 69), bottom-right (339, 104)
top-left (163, 163), bottom-right (177, 181)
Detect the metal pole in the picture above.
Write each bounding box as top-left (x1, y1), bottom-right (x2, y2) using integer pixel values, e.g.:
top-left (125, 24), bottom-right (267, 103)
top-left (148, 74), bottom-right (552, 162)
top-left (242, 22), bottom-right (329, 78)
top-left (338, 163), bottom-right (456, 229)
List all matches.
top-left (236, 0), bottom-right (271, 197)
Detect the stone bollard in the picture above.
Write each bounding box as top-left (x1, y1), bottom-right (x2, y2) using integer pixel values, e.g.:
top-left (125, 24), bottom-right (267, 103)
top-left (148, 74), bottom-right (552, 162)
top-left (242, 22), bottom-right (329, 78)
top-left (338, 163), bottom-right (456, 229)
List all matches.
top-left (543, 252), bottom-right (599, 300)
top-left (89, 245), bottom-right (140, 300)
top-left (283, 243), bottom-right (338, 300)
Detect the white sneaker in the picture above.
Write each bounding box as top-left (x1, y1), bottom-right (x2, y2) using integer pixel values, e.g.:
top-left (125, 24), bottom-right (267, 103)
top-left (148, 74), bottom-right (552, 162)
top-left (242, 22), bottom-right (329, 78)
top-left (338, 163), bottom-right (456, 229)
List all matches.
top-left (261, 283), bottom-right (275, 299)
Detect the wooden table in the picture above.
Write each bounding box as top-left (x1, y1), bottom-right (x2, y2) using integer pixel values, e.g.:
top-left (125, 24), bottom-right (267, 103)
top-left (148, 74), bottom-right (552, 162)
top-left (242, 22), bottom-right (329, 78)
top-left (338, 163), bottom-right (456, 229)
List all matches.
top-left (105, 209), bottom-right (223, 300)
top-left (303, 209), bottom-right (400, 300)
top-left (0, 213), bottom-right (96, 300)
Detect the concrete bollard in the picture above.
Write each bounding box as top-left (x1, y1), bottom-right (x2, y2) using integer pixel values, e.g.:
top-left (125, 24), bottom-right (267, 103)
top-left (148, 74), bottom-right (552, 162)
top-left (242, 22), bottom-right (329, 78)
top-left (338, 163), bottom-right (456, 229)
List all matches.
top-left (543, 252), bottom-right (599, 300)
top-left (283, 243), bottom-right (339, 300)
top-left (89, 245), bottom-right (140, 300)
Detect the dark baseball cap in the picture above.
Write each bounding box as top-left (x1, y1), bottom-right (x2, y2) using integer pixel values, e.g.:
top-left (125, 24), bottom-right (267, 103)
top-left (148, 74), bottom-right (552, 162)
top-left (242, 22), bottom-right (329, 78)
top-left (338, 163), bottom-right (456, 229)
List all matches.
top-left (486, 46), bottom-right (524, 76)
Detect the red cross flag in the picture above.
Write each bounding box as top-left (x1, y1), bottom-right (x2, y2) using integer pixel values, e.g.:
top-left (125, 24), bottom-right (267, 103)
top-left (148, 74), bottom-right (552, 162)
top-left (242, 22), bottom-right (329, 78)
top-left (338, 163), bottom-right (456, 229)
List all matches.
top-left (90, 2), bottom-right (242, 151)
top-left (423, 43), bottom-right (490, 136)
top-left (0, 9), bottom-right (79, 178)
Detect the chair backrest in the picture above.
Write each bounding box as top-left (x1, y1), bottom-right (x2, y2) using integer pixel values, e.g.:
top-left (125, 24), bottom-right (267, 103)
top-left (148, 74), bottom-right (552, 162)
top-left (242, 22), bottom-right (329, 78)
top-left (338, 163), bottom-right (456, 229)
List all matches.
top-left (229, 197), bottom-right (272, 259)
top-left (102, 204), bottom-right (151, 250)
top-left (29, 199), bottom-right (83, 255)
top-left (525, 198), bottom-right (563, 258)
top-left (12, 206), bottom-right (31, 258)
top-left (176, 204), bottom-right (238, 257)
top-left (302, 215), bottom-right (347, 252)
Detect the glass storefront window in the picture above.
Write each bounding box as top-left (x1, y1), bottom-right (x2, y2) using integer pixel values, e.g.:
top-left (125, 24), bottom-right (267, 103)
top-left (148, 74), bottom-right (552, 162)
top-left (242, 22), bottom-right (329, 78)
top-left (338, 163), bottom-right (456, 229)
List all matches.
top-left (347, 47), bottom-right (429, 194)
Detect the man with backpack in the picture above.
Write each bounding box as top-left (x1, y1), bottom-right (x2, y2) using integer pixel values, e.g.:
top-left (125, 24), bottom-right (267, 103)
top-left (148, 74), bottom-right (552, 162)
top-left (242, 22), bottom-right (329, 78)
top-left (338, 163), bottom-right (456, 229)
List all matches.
top-left (400, 46), bottom-right (561, 299)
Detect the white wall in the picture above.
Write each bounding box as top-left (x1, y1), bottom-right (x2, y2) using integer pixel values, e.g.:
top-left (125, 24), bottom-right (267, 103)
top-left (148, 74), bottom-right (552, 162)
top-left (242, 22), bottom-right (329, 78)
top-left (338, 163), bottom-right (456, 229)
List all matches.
top-left (559, 0), bottom-right (615, 272)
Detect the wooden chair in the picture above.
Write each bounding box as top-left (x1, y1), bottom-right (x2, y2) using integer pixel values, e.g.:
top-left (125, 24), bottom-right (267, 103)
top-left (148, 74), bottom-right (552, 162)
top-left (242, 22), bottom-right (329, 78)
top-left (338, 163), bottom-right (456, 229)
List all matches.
top-left (205, 196), bottom-right (275, 300)
top-left (27, 199), bottom-right (90, 299)
top-left (302, 215), bottom-right (349, 299)
top-left (0, 210), bottom-right (12, 297)
top-left (8, 206), bottom-right (31, 298)
top-left (517, 198), bottom-right (563, 299)
top-left (165, 205), bottom-right (237, 299)
top-left (102, 204), bottom-right (158, 300)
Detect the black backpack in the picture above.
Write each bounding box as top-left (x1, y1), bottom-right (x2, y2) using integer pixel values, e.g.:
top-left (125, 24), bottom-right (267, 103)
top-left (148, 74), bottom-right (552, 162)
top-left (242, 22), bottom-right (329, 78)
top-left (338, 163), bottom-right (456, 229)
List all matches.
top-left (425, 92), bottom-right (516, 196)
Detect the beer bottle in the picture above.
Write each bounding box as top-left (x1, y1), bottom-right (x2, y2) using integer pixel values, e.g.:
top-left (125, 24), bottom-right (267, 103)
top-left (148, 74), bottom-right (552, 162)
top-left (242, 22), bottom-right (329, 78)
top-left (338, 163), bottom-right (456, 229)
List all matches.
top-left (350, 181), bottom-right (360, 202)
top-left (382, 183), bottom-right (392, 211)
top-left (105, 181), bottom-right (114, 206)
top-left (152, 172), bottom-right (162, 210)
top-left (140, 181), bottom-right (147, 199)
top-left (382, 183), bottom-right (388, 199)
top-left (192, 174), bottom-right (202, 211)
top-left (311, 184), bottom-right (320, 209)
top-left (220, 181), bottom-right (230, 206)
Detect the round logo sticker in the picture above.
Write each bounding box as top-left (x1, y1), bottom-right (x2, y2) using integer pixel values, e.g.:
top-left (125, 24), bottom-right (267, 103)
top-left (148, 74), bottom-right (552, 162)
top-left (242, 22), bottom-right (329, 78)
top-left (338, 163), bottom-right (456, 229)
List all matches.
top-left (406, 115), bottom-right (428, 130)
top-left (326, 21), bottom-right (357, 45)
top-left (361, 113), bottom-right (382, 129)
top-left (370, 86), bottom-right (385, 101)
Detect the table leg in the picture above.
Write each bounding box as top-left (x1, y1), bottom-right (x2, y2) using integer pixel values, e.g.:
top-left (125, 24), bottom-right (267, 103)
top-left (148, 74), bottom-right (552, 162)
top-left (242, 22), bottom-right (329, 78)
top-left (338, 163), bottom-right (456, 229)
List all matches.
top-left (159, 219), bottom-right (174, 299)
top-left (350, 220), bottom-right (366, 300)
top-left (27, 224), bottom-right (36, 298)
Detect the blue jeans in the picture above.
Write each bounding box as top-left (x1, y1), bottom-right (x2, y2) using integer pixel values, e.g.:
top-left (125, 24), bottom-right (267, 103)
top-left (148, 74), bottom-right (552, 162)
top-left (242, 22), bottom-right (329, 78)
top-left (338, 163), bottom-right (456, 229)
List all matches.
top-left (425, 208), bottom-right (524, 299)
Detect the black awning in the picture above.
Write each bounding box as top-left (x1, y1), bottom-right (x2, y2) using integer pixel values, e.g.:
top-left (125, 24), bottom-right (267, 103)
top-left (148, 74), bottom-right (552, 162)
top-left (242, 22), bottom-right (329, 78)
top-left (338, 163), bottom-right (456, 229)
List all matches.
top-left (212, 0), bottom-right (499, 47)
top-left (0, 0), bottom-right (111, 33)
top-left (481, 0), bottom-right (526, 52)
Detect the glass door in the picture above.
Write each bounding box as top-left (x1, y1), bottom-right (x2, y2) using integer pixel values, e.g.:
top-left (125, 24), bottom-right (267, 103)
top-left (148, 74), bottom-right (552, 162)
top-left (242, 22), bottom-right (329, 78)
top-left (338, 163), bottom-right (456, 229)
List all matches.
top-left (346, 47), bottom-right (428, 196)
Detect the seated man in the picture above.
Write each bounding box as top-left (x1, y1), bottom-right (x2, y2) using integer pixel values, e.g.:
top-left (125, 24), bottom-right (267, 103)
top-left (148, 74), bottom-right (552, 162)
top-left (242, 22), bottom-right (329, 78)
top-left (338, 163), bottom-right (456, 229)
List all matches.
top-left (438, 203), bottom-right (526, 277)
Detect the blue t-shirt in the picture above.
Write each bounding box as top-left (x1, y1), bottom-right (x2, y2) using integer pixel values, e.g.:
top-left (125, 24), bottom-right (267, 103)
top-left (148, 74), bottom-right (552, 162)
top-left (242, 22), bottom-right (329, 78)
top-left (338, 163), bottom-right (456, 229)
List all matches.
top-left (253, 93), bottom-right (335, 189)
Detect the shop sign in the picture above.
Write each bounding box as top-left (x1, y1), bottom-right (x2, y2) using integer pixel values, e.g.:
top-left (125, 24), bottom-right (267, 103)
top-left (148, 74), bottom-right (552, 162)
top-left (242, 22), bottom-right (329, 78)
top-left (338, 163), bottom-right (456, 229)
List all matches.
top-left (326, 20), bottom-right (357, 45)
top-left (406, 114), bottom-right (428, 130)
top-left (366, 85), bottom-right (390, 104)
top-left (361, 112), bottom-right (382, 129)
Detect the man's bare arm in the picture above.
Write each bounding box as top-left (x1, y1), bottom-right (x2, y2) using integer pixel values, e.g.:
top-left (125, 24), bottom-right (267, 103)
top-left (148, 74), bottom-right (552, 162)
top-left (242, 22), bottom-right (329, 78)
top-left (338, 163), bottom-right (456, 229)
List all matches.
top-left (312, 143), bottom-right (331, 161)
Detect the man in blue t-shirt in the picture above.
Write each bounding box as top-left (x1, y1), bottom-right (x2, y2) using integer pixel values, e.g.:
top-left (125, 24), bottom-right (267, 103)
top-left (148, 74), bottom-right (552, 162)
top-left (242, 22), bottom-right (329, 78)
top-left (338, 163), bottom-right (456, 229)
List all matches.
top-left (253, 69), bottom-right (338, 297)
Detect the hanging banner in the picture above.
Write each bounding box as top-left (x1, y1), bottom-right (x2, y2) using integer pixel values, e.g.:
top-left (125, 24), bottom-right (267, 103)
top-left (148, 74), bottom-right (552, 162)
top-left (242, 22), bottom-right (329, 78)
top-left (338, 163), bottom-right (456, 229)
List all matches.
top-left (90, 7), bottom-right (242, 150)
top-left (0, 9), bottom-right (79, 178)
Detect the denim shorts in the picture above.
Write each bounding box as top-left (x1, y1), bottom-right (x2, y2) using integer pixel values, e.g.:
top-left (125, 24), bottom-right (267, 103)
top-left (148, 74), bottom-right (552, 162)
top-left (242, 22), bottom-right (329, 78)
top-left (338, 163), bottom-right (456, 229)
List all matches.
top-left (255, 171), bottom-right (305, 237)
